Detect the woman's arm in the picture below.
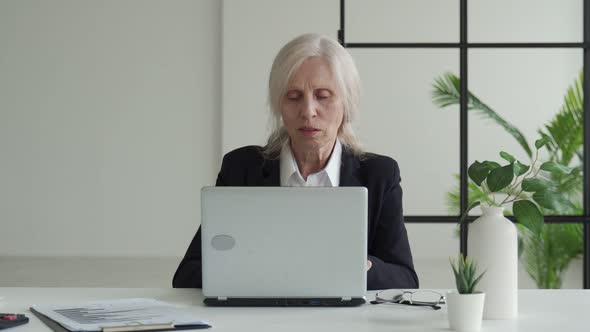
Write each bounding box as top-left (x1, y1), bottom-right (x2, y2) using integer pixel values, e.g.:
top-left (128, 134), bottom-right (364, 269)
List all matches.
top-left (172, 227), bottom-right (203, 288)
top-left (172, 157), bottom-right (229, 288)
top-left (366, 160), bottom-right (419, 290)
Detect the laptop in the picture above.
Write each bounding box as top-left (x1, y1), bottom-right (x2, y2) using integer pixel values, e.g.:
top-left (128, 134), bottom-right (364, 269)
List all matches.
top-left (200, 186), bottom-right (368, 307)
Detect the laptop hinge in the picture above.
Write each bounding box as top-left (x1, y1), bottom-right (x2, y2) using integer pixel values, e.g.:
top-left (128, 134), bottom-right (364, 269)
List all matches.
top-left (341, 297), bottom-right (352, 301)
top-left (217, 296), bottom-right (228, 301)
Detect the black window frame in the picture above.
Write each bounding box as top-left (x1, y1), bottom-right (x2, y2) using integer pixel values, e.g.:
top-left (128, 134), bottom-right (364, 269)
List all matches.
top-left (338, 0), bottom-right (590, 289)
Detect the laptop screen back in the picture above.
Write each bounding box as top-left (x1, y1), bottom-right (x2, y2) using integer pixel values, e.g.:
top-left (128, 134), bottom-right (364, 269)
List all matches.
top-left (201, 186), bottom-right (367, 299)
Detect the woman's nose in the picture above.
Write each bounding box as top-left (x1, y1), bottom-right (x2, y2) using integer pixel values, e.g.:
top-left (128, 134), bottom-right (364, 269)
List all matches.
top-left (300, 96), bottom-right (318, 119)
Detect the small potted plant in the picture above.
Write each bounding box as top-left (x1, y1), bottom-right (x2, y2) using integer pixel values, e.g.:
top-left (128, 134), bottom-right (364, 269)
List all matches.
top-left (447, 254), bottom-right (486, 332)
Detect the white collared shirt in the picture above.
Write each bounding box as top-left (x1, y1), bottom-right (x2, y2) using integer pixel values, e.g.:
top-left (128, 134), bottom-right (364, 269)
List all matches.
top-left (280, 139), bottom-right (342, 187)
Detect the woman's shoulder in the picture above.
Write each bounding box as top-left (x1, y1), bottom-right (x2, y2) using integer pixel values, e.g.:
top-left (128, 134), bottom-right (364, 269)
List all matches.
top-left (357, 151), bottom-right (400, 177)
top-left (222, 145), bottom-right (267, 165)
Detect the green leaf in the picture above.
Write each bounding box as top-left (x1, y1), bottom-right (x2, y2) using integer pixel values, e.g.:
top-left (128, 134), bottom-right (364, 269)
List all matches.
top-left (514, 161), bottom-right (530, 176)
top-left (520, 223), bottom-right (583, 289)
top-left (535, 136), bottom-right (551, 149)
top-left (446, 175), bottom-right (496, 216)
top-left (482, 161), bottom-right (501, 170)
top-left (471, 270), bottom-right (486, 293)
top-left (457, 257), bottom-right (470, 294)
top-left (499, 151), bottom-right (516, 163)
top-left (536, 71), bottom-right (583, 166)
top-left (450, 258), bottom-right (459, 278)
top-left (432, 73), bottom-right (532, 158)
top-left (540, 161), bottom-right (573, 175)
top-left (513, 200), bottom-right (544, 237)
top-left (486, 164), bottom-right (514, 192)
top-left (557, 168), bottom-right (584, 196)
top-left (521, 178), bottom-right (554, 192)
top-left (459, 201), bottom-right (480, 224)
top-left (432, 73), bottom-right (460, 108)
top-left (450, 257), bottom-right (466, 293)
top-left (459, 274), bottom-right (469, 294)
top-left (450, 255), bottom-right (486, 294)
top-left (468, 161), bottom-right (491, 186)
top-left (532, 190), bottom-right (576, 213)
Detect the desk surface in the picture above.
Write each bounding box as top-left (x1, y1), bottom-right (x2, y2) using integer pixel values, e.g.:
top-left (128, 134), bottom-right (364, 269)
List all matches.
top-left (0, 288), bottom-right (588, 332)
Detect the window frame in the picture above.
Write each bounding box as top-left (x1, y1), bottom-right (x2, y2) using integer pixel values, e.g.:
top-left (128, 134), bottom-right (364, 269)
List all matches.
top-left (338, 0), bottom-right (590, 289)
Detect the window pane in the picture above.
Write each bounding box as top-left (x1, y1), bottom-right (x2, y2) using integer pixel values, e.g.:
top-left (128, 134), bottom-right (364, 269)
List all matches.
top-left (469, 0), bottom-right (583, 43)
top-left (351, 49), bottom-right (459, 215)
top-left (406, 224), bottom-right (458, 289)
top-left (468, 49), bottom-right (583, 217)
top-left (518, 223), bottom-right (583, 289)
top-left (346, 0), bottom-right (459, 43)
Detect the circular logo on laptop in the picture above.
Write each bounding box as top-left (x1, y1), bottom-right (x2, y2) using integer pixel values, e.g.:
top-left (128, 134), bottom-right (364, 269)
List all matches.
top-left (211, 235), bottom-right (235, 250)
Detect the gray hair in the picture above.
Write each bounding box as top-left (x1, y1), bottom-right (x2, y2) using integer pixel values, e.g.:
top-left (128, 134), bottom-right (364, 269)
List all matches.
top-left (264, 33), bottom-right (363, 159)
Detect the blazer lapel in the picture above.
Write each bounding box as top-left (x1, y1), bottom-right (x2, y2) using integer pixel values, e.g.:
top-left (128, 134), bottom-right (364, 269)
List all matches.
top-left (259, 158), bottom-right (280, 186)
top-left (339, 148), bottom-right (363, 187)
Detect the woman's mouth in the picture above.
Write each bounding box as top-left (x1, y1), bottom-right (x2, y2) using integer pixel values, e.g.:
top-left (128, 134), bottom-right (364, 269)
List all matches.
top-left (299, 127), bottom-right (320, 137)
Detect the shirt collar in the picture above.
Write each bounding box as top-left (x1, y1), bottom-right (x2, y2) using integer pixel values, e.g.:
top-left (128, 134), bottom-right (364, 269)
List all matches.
top-left (280, 139), bottom-right (342, 186)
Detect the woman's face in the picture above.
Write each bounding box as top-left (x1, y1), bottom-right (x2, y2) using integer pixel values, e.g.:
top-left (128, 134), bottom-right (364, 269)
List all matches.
top-left (280, 57), bottom-right (344, 153)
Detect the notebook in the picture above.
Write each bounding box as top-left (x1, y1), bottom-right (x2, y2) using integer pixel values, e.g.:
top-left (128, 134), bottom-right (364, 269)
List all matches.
top-left (201, 186), bottom-right (368, 306)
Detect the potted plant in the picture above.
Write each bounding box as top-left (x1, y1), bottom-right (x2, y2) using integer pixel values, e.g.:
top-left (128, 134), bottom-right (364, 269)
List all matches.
top-left (455, 137), bottom-right (574, 319)
top-left (433, 72), bottom-right (584, 290)
top-left (447, 254), bottom-right (486, 332)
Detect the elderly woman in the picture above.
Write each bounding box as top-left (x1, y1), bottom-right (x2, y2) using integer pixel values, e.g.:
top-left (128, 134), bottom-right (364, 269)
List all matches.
top-left (173, 33), bottom-right (418, 290)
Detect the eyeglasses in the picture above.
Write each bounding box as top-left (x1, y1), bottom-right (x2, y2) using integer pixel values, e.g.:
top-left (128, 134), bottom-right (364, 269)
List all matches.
top-left (371, 290), bottom-right (446, 310)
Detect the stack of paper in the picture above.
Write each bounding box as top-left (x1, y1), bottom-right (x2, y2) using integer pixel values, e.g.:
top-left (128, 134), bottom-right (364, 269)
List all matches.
top-left (31, 298), bottom-right (211, 331)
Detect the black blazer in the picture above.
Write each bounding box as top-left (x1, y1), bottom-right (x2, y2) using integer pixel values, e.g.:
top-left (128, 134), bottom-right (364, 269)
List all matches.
top-left (173, 145), bottom-right (419, 290)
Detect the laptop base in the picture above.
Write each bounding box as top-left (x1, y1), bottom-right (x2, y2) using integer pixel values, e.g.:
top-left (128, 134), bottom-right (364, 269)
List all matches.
top-left (203, 297), bottom-right (366, 307)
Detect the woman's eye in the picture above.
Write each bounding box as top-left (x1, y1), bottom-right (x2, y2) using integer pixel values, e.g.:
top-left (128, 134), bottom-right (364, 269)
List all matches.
top-left (316, 90), bottom-right (331, 100)
top-left (286, 91), bottom-right (301, 100)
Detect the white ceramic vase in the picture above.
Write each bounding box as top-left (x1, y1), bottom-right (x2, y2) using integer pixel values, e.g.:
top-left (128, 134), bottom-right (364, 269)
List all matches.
top-left (467, 206), bottom-right (518, 319)
top-left (446, 291), bottom-right (485, 332)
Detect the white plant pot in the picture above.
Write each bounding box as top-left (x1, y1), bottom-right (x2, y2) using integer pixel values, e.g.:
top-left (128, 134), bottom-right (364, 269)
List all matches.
top-left (447, 291), bottom-right (485, 332)
top-left (468, 206), bottom-right (518, 319)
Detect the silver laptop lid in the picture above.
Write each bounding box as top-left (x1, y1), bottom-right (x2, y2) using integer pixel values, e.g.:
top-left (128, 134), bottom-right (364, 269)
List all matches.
top-left (201, 186), bottom-right (368, 299)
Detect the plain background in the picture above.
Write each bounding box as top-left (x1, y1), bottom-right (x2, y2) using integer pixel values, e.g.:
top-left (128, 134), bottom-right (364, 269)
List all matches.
top-left (0, 0), bottom-right (584, 288)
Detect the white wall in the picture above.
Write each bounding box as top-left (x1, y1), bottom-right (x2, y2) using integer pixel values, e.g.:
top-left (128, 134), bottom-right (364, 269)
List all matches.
top-left (0, 0), bottom-right (221, 257)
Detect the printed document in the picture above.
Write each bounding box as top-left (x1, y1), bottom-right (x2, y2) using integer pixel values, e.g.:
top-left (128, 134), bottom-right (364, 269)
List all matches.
top-left (31, 298), bottom-right (210, 331)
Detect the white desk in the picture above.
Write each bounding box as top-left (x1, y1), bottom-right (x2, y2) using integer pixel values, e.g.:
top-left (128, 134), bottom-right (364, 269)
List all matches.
top-left (0, 288), bottom-right (588, 332)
